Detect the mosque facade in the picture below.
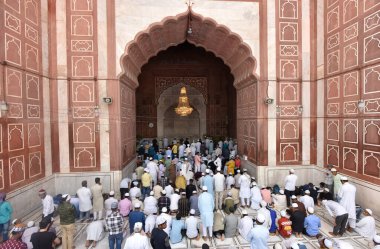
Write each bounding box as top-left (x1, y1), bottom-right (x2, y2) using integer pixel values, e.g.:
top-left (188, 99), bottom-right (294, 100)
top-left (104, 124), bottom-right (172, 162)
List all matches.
top-left (0, 0), bottom-right (379, 217)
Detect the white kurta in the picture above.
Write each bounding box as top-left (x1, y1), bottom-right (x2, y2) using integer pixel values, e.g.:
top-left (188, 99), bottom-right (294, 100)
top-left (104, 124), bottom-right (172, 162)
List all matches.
top-left (238, 216), bottom-right (253, 241)
top-left (164, 185), bottom-right (174, 198)
top-left (170, 193), bottom-right (181, 211)
top-left (156, 213), bottom-right (172, 235)
top-left (338, 183), bottom-right (356, 223)
top-left (144, 196), bottom-right (158, 215)
top-left (272, 194), bottom-right (287, 210)
top-left (354, 216), bottom-right (376, 239)
top-left (198, 192), bottom-right (215, 227)
top-left (77, 187), bottom-right (93, 212)
top-left (124, 233), bottom-right (151, 249)
top-left (145, 214), bottom-right (157, 233)
top-left (130, 187), bottom-right (142, 199)
top-left (225, 176), bottom-right (235, 190)
top-left (234, 174), bottom-right (241, 188)
top-left (147, 161), bottom-right (159, 185)
top-left (239, 174), bottom-right (251, 199)
top-left (257, 207), bottom-right (272, 229)
top-left (299, 195), bottom-right (314, 210)
top-left (86, 220), bottom-right (105, 241)
top-left (185, 216), bottom-right (199, 238)
top-left (250, 186), bottom-right (262, 210)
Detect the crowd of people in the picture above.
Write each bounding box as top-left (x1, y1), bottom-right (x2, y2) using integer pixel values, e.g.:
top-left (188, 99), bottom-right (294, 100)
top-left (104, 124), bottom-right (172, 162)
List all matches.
top-left (0, 137), bottom-right (379, 249)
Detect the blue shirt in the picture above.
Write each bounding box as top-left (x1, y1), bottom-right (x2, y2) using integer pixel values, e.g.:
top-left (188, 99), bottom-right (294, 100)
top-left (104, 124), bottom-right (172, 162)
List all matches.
top-left (0, 201), bottom-right (13, 224)
top-left (129, 211), bottom-right (145, 233)
top-left (170, 219), bottom-right (185, 244)
top-left (269, 209), bottom-right (277, 233)
top-left (304, 214), bottom-right (321, 236)
top-left (247, 225), bottom-right (269, 249)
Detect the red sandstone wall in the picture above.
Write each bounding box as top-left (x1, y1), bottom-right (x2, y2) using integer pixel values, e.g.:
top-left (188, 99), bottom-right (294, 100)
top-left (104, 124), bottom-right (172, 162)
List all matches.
top-left (236, 83), bottom-right (258, 164)
top-left (65, 0), bottom-right (100, 171)
top-left (0, 0), bottom-right (45, 191)
top-left (275, 0), bottom-right (304, 165)
top-left (324, 0), bottom-right (380, 183)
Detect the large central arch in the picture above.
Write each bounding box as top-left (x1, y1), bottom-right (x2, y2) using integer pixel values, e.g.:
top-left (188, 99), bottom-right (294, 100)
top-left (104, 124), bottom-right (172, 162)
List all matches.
top-left (117, 10), bottom-right (260, 171)
top-left (119, 10), bottom-right (258, 89)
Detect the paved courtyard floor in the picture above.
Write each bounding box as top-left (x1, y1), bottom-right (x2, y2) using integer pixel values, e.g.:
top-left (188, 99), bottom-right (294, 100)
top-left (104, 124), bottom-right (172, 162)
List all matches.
top-left (21, 201), bottom-right (380, 249)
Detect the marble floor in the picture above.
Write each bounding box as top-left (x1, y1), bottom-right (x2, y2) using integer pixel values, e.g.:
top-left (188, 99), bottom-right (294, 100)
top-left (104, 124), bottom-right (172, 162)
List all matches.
top-left (20, 202), bottom-right (380, 249)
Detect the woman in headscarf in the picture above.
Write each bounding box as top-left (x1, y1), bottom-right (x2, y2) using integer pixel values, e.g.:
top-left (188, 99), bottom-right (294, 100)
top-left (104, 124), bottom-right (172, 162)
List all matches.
top-left (0, 192), bottom-right (13, 242)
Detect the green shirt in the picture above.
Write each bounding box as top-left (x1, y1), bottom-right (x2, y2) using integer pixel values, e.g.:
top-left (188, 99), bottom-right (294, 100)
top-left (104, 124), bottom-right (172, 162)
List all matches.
top-left (58, 202), bottom-right (76, 225)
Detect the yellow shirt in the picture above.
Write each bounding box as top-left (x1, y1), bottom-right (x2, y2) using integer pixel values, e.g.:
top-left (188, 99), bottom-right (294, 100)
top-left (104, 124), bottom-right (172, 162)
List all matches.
top-left (226, 160), bottom-right (235, 175)
top-left (172, 144), bottom-right (178, 153)
top-left (141, 173), bottom-right (152, 187)
top-left (175, 175), bottom-right (186, 190)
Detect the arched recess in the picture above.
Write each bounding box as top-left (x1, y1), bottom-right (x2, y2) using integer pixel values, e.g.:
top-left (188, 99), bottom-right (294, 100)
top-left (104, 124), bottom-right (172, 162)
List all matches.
top-left (157, 84), bottom-right (206, 140)
top-left (116, 9), bottom-right (259, 168)
top-left (119, 10), bottom-right (258, 89)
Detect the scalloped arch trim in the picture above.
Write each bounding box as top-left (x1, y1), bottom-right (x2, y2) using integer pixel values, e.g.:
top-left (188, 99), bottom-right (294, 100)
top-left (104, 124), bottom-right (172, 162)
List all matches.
top-left (120, 10), bottom-right (258, 89)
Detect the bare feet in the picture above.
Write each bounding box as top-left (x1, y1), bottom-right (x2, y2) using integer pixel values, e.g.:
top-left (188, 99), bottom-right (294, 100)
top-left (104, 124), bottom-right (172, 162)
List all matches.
top-left (329, 232), bottom-right (336, 236)
top-left (221, 234), bottom-right (225, 241)
top-left (195, 235), bottom-right (200, 241)
top-left (202, 236), bottom-right (207, 241)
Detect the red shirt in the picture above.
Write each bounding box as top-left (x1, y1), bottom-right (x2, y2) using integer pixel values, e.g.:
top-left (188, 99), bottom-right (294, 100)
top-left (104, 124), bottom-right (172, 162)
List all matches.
top-left (0, 238), bottom-right (27, 249)
top-left (235, 159), bottom-right (241, 168)
top-left (278, 217), bottom-right (292, 238)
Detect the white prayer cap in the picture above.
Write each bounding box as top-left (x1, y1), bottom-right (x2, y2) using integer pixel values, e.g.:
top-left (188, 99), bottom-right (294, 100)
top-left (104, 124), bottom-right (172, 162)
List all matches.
top-left (289, 169), bottom-right (295, 173)
top-left (290, 243), bottom-right (300, 249)
top-left (27, 221), bottom-right (35, 228)
top-left (307, 207), bottom-right (314, 214)
top-left (175, 189), bottom-right (179, 193)
top-left (237, 170), bottom-right (240, 173)
top-left (260, 200), bottom-right (267, 207)
top-left (161, 207), bottom-right (168, 213)
top-left (181, 192), bottom-right (186, 195)
top-left (202, 172), bottom-right (205, 176)
top-left (279, 189), bottom-right (285, 195)
top-left (324, 239), bottom-right (333, 248)
top-left (134, 202), bottom-right (141, 208)
top-left (243, 169), bottom-right (247, 172)
top-left (109, 190), bottom-right (115, 195)
top-left (227, 192), bottom-right (232, 196)
top-left (228, 172), bottom-right (232, 175)
top-left (206, 169), bottom-right (210, 174)
top-left (305, 190), bottom-right (310, 194)
top-left (261, 185), bottom-right (266, 189)
top-left (292, 203), bottom-right (299, 208)
top-left (291, 195), bottom-right (297, 199)
top-left (252, 182), bottom-right (257, 186)
top-left (322, 200), bottom-right (328, 205)
top-left (374, 234), bottom-right (380, 243)
top-left (144, 168), bottom-right (149, 172)
top-left (256, 213), bottom-right (265, 223)
top-left (273, 243), bottom-right (283, 249)
top-left (280, 210), bottom-right (287, 217)
top-left (365, 208), bottom-right (373, 216)
top-left (161, 190), bottom-right (166, 194)
top-left (149, 157), bottom-right (153, 160)
top-left (217, 167), bottom-right (221, 171)
top-left (133, 181), bottom-right (138, 186)
top-left (324, 188), bottom-right (330, 192)
top-left (330, 168), bottom-right (337, 172)
top-left (190, 209), bottom-right (195, 215)
top-left (251, 177), bottom-right (256, 180)
top-left (202, 186), bottom-right (208, 191)
top-left (341, 176), bottom-right (348, 181)
top-left (150, 191), bottom-right (154, 196)
top-left (62, 194), bottom-right (71, 201)
top-left (156, 216), bottom-right (167, 225)
top-left (242, 210), bottom-right (248, 215)
top-left (134, 222), bottom-right (143, 230)
top-left (192, 190), bottom-right (197, 194)
top-left (124, 193), bottom-right (129, 197)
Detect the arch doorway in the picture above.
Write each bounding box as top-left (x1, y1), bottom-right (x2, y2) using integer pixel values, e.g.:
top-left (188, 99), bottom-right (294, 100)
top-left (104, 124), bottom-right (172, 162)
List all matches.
top-left (117, 10), bottom-right (260, 167)
top-left (163, 105), bottom-right (200, 140)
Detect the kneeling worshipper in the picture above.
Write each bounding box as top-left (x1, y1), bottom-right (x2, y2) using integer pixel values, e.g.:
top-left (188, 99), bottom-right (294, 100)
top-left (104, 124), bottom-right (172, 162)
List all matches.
top-left (213, 210), bottom-right (225, 241)
top-left (322, 238), bottom-right (354, 249)
top-left (21, 221), bottom-right (39, 249)
top-left (124, 222), bottom-right (150, 249)
top-left (290, 203), bottom-right (305, 238)
top-left (185, 209), bottom-right (200, 240)
top-left (238, 209), bottom-right (253, 241)
top-left (224, 207), bottom-right (238, 238)
top-left (272, 189), bottom-right (287, 210)
top-left (2, 224), bottom-right (28, 249)
top-left (277, 210), bottom-right (292, 238)
top-left (156, 207), bottom-right (172, 235)
top-left (354, 208), bottom-right (376, 239)
top-left (303, 207), bottom-right (320, 237)
top-left (223, 192), bottom-right (235, 213)
top-left (85, 220), bottom-right (106, 248)
top-left (170, 214), bottom-right (186, 244)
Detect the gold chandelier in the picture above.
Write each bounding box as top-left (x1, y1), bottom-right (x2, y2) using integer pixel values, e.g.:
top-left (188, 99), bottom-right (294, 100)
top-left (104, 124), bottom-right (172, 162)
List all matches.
top-left (175, 87), bottom-right (193, 117)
